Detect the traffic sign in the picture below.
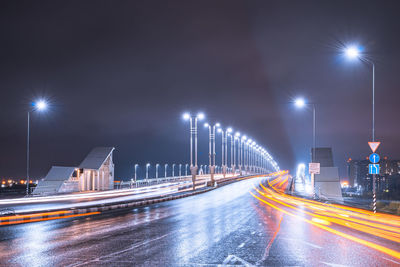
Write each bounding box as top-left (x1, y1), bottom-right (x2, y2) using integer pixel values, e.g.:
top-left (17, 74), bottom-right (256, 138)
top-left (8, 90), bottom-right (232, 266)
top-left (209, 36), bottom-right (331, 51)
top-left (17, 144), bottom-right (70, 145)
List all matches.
top-left (368, 142), bottom-right (381, 153)
top-left (369, 153), bottom-right (380, 164)
top-left (309, 162), bottom-right (320, 174)
top-left (369, 164), bottom-right (380, 175)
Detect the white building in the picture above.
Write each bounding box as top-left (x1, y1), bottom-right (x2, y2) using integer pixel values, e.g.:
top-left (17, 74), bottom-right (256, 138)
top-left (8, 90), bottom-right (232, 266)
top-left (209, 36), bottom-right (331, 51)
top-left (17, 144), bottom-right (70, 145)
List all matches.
top-left (78, 147), bottom-right (115, 191)
top-left (33, 147), bottom-right (115, 195)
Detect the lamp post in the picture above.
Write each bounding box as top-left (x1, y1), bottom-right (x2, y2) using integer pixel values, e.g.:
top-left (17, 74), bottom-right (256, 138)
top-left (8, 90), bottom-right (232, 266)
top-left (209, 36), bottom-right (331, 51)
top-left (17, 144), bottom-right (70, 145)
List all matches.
top-left (204, 122), bottom-right (219, 185)
top-left (165, 164), bottom-right (168, 178)
top-left (217, 127), bottom-right (231, 177)
top-left (344, 45), bottom-right (377, 212)
top-left (179, 164), bottom-right (182, 178)
top-left (185, 164), bottom-right (188, 176)
top-left (228, 132), bottom-right (234, 174)
top-left (156, 164), bottom-right (160, 179)
top-left (172, 164), bottom-right (176, 177)
top-left (233, 132), bottom-right (240, 175)
top-left (183, 112), bottom-right (205, 189)
top-left (134, 164), bottom-right (139, 183)
top-left (146, 163), bottom-right (150, 181)
top-left (294, 97), bottom-right (317, 194)
top-left (26, 99), bottom-right (48, 195)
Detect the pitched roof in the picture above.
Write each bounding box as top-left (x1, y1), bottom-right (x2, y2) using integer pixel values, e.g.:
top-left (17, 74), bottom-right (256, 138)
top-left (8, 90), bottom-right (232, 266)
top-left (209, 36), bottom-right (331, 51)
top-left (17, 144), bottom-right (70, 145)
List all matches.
top-left (79, 147), bottom-right (115, 170)
top-left (44, 166), bottom-right (76, 181)
top-left (33, 166), bottom-right (76, 195)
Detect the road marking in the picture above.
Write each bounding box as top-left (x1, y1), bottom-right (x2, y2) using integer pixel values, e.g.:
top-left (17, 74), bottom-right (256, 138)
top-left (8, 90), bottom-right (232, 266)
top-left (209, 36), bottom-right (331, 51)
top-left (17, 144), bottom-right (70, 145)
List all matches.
top-left (251, 231), bottom-right (256, 235)
top-left (382, 257), bottom-right (400, 265)
top-left (221, 255), bottom-right (254, 266)
top-left (320, 262), bottom-right (349, 267)
top-left (238, 242), bottom-right (245, 248)
top-left (279, 237), bottom-right (322, 249)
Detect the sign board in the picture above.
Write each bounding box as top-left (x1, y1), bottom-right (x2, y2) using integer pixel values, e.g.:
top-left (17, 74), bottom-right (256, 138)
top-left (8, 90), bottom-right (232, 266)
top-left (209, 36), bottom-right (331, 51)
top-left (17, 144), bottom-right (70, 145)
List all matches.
top-left (368, 142), bottom-right (381, 153)
top-left (369, 164), bottom-right (380, 175)
top-left (369, 153), bottom-right (380, 164)
top-left (309, 162), bottom-right (320, 174)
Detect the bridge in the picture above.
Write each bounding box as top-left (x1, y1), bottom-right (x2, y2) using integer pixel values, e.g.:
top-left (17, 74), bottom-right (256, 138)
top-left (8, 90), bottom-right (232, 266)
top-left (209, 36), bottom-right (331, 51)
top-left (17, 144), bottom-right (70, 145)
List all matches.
top-left (0, 114), bottom-right (399, 266)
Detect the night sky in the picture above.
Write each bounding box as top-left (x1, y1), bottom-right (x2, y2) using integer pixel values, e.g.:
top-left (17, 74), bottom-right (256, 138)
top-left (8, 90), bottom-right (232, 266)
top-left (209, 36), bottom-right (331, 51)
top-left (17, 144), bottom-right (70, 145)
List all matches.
top-left (1, 0), bottom-right (400, 180)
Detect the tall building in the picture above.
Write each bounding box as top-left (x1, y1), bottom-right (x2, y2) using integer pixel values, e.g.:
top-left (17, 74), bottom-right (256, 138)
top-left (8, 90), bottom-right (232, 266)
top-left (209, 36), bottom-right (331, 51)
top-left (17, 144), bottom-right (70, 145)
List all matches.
top-left (347, 157), bottom-right (400, 194)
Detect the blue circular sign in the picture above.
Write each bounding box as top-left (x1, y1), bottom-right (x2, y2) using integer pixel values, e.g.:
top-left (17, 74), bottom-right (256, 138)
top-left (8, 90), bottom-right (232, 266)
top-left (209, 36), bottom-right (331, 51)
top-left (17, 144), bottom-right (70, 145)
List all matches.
top-left (369, 153), bottom-right (380, 164)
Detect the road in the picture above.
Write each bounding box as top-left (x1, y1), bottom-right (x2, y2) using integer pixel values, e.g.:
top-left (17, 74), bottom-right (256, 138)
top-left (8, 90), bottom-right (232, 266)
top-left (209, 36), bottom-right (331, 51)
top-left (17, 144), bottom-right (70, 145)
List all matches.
top-left (0, 174), bottom-right (399, 266)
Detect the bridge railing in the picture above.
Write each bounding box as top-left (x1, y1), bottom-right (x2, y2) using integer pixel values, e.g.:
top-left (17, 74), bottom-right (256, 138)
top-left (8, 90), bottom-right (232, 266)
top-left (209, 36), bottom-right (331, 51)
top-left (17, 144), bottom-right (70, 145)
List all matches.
top-left (116, 173), bottom-right (241, 189)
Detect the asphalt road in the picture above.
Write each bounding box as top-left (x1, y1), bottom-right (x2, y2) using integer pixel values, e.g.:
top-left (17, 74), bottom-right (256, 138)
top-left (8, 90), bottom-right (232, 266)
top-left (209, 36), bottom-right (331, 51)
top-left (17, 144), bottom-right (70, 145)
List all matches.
top-left (0, 175), bottom-right (399, 266)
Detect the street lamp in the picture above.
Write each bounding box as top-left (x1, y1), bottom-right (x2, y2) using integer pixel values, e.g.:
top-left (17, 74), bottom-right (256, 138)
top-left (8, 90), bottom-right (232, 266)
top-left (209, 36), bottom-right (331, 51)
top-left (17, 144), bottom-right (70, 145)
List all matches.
top-left (172, 164), bottom-right (176, 177)
top-left (26, 99), bottom-right (48, 195)
top-left (165, 164), bottom-right (168, 178)
top-left (344, 44), bottom-right (377, 212)
top-left (183, 112), bottom-right (205, 189)
top-left (185, 164), bottom-right (189, 176)
top-left (156, 163), bottom-right (160, 179)
top-left (294, 97), bottom-right (317, 194)
top-left (146, 163), bottom-right (151, 181)
top-left (204, 122), bottom-right (219, 185)
top-left (134, 164), bottom-right (139, 183)
top-left (217, 127), bottom-right (229, 177)
top-left (179, 164), bottom-right (182, 177)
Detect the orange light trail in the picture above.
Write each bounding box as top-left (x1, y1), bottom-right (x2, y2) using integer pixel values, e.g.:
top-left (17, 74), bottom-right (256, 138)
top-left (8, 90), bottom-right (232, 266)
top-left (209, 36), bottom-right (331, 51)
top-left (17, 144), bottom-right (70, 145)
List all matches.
top-left (250, 174), bottom-right (400, 260)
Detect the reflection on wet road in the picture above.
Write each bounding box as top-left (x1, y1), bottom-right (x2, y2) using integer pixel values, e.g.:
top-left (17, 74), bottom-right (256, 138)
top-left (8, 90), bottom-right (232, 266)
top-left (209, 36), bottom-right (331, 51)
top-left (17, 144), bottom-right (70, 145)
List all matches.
top-left (0, 174), bottom-right (399, 266)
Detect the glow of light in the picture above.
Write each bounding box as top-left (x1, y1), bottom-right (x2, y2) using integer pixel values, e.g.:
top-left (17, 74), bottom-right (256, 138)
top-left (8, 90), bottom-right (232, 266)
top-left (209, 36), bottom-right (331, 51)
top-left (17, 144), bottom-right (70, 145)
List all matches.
top-left (217, 128), bottom-right (222, 133)
top-left (204, 123), bottom-right (209, 127)
top-left (227, 127), bottom-right (232, 133)
top-left (294, 98), bottom-right (306, 108)
top-left (345, 46), bottom-right (360, 59)
top-left (197, 113), bottom-right (205, 120)
top-left (215, 123), bottom-right (220, 127)
top-left (235, 132), bottom-right (240, 137)
top-left (182, 113), bottom-right (190, 120)
top-left (35, 100), bottom-right (47, 111)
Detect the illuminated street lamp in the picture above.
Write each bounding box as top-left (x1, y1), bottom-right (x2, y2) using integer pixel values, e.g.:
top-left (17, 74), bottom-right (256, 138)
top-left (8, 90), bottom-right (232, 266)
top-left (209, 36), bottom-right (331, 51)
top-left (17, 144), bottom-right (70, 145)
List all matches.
top-left (165, 164), bottom-right (168, 178)
top-left (217, 127), bottom-right (231, 177)
top-left (185, 164), bottom-right (189, 176)
top-left (183, 112), bottom-right (205, 189)
top-left (343, 44), bottom-right (377, 212)
top-left (26, 99), bottom-right (48, 195)
top-left (172, 163), bottom-right (176, 177)
top-left (179, 164), bottom-right (182, 177)
top-left (294, 97), bottom-right (316, 193)
top-left (204, 122), bottom-right (219, 185)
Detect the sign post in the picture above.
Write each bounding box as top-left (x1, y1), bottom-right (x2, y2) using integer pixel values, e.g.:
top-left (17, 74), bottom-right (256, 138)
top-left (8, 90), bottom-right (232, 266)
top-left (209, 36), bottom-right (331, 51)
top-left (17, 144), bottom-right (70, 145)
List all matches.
top-left (368, 142), bottom-right (381, 213)
top-left (309, 163), bottom-right (320, 197)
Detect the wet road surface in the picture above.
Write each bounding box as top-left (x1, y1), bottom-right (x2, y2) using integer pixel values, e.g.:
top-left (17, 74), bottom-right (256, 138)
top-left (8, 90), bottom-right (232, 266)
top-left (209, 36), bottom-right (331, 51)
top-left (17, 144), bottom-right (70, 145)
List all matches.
top-left (0, 175), bottom-right (399, 266)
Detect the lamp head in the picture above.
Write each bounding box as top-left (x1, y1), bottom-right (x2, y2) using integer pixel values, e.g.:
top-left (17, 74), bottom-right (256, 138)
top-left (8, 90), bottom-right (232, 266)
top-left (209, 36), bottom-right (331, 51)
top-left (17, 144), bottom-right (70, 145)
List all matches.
top-left (197, 113), bottom-right (205, 120)
top-left (294, 98), bottom-right (306, 108)
top-left (215, 123), bottom-right (220, 127)
top-left (345, 45), bottom-right (360, 59)
top-left (34, 100), bottom-right (48, 111)
top-left (182, 112), bottom-right (190, 120)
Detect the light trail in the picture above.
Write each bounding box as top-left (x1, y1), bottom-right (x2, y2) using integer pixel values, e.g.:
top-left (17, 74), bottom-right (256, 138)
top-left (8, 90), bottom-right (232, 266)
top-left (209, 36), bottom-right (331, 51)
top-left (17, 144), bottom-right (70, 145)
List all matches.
top-left (250, 174), bottom-right (400, 261)
top-left (250, 191), bottom-right (400, 260)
